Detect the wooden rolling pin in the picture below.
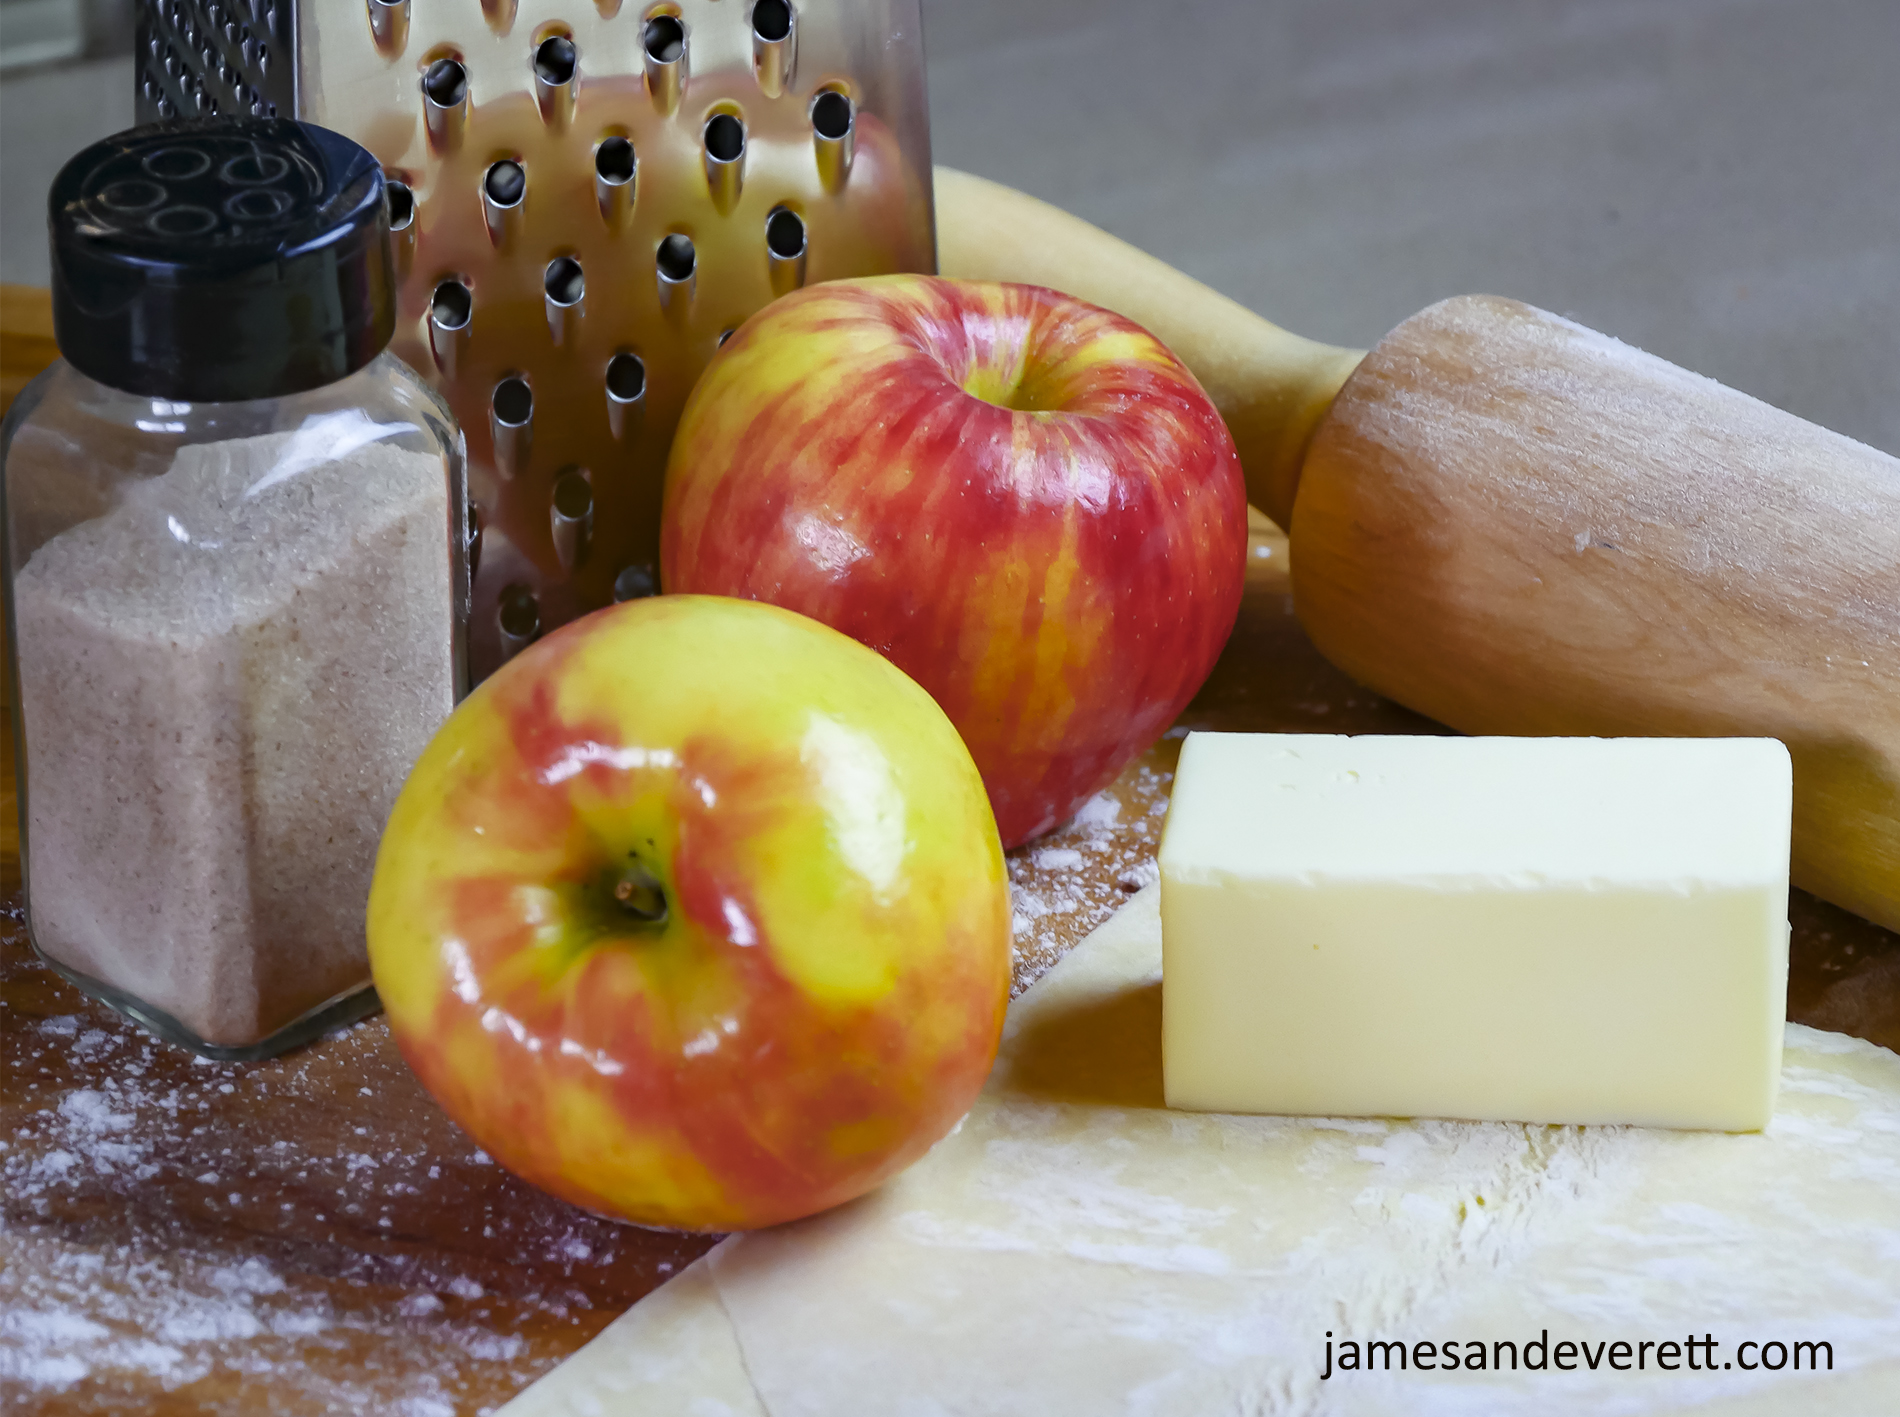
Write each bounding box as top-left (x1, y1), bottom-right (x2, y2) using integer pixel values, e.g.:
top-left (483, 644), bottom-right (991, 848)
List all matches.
top-left (935, 168), bottom-right (1900, 936)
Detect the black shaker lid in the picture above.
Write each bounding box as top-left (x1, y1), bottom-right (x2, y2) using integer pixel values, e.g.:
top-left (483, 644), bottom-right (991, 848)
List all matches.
top-left (48, 118), bottom-right (396, 402)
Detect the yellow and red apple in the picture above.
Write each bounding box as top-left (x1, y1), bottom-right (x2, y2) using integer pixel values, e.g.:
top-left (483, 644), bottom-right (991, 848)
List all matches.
top-left (366, 595), bottom-right (1011, 1232)
top-left (661, 275), bottom-right (1248, 847)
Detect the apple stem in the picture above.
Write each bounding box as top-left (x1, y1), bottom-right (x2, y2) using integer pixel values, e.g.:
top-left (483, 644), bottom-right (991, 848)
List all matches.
top-left (614, 863), bottom-right (668, 925)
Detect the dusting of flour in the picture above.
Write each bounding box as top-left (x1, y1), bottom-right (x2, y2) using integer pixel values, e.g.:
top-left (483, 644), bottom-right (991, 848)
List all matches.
top-left (1007, 765), bottom-right (1175, 993)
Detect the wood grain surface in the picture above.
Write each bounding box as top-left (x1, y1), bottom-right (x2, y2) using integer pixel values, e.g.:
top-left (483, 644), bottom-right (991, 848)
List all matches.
top-left (0, 285), bottom-right (58, 420)
top-left (2, 291), bottom-right (1897, 1414)
top-left (1294, 294), bottom-right (1900, 934)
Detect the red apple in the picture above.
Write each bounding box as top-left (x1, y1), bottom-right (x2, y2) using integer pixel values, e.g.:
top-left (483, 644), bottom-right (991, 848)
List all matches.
top-left (366, 594), bottom-right (1011, 1232)
top-left (661, 275), bottom-right (1247, 847)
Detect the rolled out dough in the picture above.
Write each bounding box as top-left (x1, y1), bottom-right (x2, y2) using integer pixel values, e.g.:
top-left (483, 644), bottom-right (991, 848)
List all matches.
top-left (503, 887), bottom-right (1900, 1416)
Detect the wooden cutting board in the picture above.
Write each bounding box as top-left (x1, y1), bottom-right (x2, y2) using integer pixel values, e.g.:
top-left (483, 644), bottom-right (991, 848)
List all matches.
top-left (2, 285), bottom-right (1896, 1414)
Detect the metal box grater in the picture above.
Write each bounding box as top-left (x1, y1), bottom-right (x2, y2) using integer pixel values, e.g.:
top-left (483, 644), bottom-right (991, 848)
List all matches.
top-left (135, 0), bottom-right (935, 679)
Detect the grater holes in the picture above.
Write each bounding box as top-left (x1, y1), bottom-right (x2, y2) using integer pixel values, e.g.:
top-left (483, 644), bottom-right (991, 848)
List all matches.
top-left (606, 352), bottom-right (645, 439)
top-left (643, 9), bottom-right (685, 113)
top-left (423, 56), bottom-right (470, 150)
top-left (766, 205), bottom-right (807, 294)
top-left (596, 136), bottom-right (634, 185)
top-left (606, 353), bottom-right (646, 402)
top-left (551, 469), bottom-right (595, 573)
top-left (368, 0), bottom-right (408, 55)
top-left (750, 0), bottom-right (795, 96)
top-left (533, 29), bottom-right (578, 126)
top-left (497, 584), bottom-right (540, 653)
top-left (614, 564), bottom-right (658, 602)
top-left (553, 470), bottom-right (593, 519)
top-left (811, 87), bottom-right (854, 189)
top-left (423, 57), bottom-right (468, 108)
top-left (545, 256), bottom-right (585, 307)
top-left (657, 234), bottom-right (695, 282)
top-left (717, 328), bottom-right (735, 348)
top-left (385, 180), bottom-right (415, 232)
top-left (484, 160), bottom-right (526, 208)
top-left (811, 89), bottom-right (852, 140)
top-left (594, 135), bottom-right (636, 227)
top-left (431, 279), bottom-right (473, 331)
top-left (752, 0), bottom-right (791, 42)
top-left (766, 206), bottom-right (805, 259)
top-left (492, 376), bottom-right (533, 427)
top-left (534, 35), bottom-right (577, 86)
top-left (491, 376), bottom-right (533, 479)
top-left (705, 113), bottom-right (744, 163)
top-left (703, 111), bottom-right (745, 209)
top-left (644, 14), bottom-right (683, 64)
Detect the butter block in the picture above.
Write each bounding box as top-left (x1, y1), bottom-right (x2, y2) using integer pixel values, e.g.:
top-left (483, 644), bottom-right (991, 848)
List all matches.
top-left (1159, 734), bottom-right (1791, 1130)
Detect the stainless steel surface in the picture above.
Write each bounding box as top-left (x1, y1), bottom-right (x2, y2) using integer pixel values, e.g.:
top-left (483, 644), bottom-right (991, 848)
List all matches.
top-left (531, 31), bottom-right (574, 128)
top-left (766, 202), bottom-right (806, 294)
top-left (386, 173), bottom-right (415, 276)
top-left (701, 107), bottom-right (744, 211)
top-left (129, 0), bottom-right (935, 679)
top-left (134, 0), bottom-right (293, 119)
top-left (490, 373), bottom-right (533, 480)
top-left (421, 55), bottom-right (468, 152)
top-left (810, 84), bottom-right (852, 190)
top-left (605, 349), bottom-right (645, 440)
top-left (366, 0), bottom-right (402, 56)
top-left (751, 0), bottom-right (793, 98)
top-left (549, 466), bottom-right (593, 573)
top-left (593, 132), bottom-right (635, 226)
top-left (642, 9), bottom-right (682, 115)
top-left (481, 157), bottom-right (524, 247)
top-left (542, 253), bottom-right (583, 345)
top-left (427, 275), bottom-right (471, 378)
top-left (496, 579), bottom-right (539, 660)
top-left (655, 230), bottom-right (695, 311)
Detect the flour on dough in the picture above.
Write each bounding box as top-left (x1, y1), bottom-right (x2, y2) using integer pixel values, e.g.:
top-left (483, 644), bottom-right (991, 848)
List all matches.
top-left (503, 886), bottom-right (1900, 1417)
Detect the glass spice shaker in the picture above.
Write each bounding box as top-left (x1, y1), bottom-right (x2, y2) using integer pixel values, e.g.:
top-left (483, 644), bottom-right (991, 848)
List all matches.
top-left (0, 118), bottom-right (469, 1059)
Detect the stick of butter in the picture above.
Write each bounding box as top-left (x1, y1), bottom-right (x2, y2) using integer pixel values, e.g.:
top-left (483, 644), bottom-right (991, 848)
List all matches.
top-left (1159, 734), bottom-right (1791, 1130)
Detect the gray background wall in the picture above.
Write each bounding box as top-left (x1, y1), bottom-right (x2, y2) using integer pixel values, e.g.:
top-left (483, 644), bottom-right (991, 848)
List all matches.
top-left (5, 0), bottom-right (1896, 454)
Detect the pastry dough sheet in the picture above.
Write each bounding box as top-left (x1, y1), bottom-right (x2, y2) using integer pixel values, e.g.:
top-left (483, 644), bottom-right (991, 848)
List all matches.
top-left (503, 887), bottom-right (1900, 1416)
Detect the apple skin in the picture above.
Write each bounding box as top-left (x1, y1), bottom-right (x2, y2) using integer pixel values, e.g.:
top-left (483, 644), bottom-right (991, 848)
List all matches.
top-left (661, 275), bottom-right (1248, 847)
top-left (366, 595), bottom-right (1011, 1232)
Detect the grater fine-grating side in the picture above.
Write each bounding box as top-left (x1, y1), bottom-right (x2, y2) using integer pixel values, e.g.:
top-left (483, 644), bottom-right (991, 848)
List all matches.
top-left (136, 0), bottom-right (935, 679)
